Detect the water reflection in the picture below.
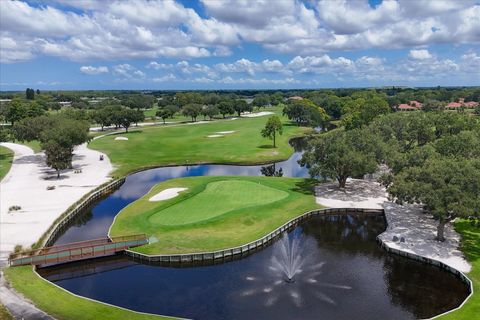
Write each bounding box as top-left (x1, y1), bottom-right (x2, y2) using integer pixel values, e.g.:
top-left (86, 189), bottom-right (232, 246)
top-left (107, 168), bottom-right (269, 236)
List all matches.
top-left (260, 163), bottom-right (283, 177)
top-left (53, 138), bottom-right (309, 244)
top-left (40, 215), bottom-right (469, 320)
top-left (45, 136), bottom-right (469, 320)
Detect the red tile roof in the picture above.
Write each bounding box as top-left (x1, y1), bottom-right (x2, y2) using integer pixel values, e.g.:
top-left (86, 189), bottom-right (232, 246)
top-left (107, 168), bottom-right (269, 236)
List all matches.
top-left (409, 100), bottom-right (423, 108)
top-left (464, 101), bottom-right (479, 107)
top-left (446, 102), bottom-right (463, 108)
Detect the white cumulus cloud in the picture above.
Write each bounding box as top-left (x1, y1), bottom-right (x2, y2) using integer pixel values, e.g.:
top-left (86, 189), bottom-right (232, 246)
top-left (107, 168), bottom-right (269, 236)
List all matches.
top-left (80, 65), bottom-right (109, 75)
top-left (409, 49), bottom-right (433, 60)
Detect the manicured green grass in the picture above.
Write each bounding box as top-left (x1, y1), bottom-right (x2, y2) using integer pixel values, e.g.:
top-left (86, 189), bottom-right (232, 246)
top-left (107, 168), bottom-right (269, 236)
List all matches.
top-left (143, 107), bottom-right (158, 118)
top-left (0, 145), bottom-right (13, 181)
top-left (89, 108), bottom-right (310, 176)
top-left (4, 266), bottom-right (170, 320)
top-left (150, 180), bottom-right (289, 226)
top-left (439, 220), bottom-right (480, 319)
top-left (17, 140), bottom-right (42, 153)
top-left (110, 176), bottom-right (321, 254)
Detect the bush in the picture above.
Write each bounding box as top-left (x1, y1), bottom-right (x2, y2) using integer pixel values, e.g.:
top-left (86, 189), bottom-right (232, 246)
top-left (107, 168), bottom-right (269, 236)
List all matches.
top-left (8, 205), bottom-right (21, 212)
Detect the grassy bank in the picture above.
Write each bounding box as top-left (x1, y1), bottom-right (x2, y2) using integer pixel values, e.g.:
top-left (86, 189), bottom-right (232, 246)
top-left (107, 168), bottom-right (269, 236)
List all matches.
top-left (4, 266), bottom-right (172, 320)
top-left (89, 109), bottom-right (310, 176)
top-left (110, 176), bottom-right (321, 254)
top-left (0, 304), bottom-right (13, 320)
top-left (0, 145), bottom-right (13, 181)
top-left (439, 220), bottom-right (480, 319)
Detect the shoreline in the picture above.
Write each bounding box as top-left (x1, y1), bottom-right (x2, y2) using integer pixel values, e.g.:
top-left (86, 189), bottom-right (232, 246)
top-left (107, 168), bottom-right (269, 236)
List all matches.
top-left (0, 142), bottom-right (113, 261)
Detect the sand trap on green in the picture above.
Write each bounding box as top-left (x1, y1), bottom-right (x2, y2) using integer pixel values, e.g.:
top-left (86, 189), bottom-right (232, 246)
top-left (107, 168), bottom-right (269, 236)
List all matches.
top-left (109, 176), bottom-right (320, 255)
top-left (149, 180), bottom-right (289, 226)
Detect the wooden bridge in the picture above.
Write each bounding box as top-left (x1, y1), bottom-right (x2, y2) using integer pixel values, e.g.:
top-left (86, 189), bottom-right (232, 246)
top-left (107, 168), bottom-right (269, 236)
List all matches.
top-left (8, 234), bottom-right (148, 267)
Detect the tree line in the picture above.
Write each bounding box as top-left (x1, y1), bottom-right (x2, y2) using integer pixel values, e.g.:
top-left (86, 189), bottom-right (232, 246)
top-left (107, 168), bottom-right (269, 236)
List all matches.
top-left (301, 111), bottom-right (480, 241)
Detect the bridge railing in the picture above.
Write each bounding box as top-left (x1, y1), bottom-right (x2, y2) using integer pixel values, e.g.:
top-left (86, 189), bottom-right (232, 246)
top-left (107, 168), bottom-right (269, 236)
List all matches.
top-left (9, 234), bottom-right (148, 267)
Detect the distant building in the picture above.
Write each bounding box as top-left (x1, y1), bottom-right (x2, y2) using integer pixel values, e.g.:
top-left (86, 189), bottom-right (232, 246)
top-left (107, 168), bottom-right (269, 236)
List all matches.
top-left (58, 101), bottom-right (72, 107)
top-left (465, 101), bottom-right (479, 108)
top-left (445, 102), bottom-right (463, 109)
top-left (396, 100), bottom-right (423, 111)
top-left (88, 97), bottom-right (110, 104)
top-left (0, 99), bottom-right (12, 104)
top-left (288, 96), bottom-right (303, 101)
top-left (397, 104), bottom-right (418, 111)
top-left (445, 98), bottom-right (479, 110)
top-left (409, 100), bottom-right (423, 109)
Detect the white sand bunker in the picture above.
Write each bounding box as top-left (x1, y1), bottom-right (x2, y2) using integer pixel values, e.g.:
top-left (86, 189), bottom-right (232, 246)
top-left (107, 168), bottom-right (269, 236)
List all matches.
top-left (242, 111), bottom-right (274, 117)
top-left (216, 131), bottom-right (235, 134)
top-left (207, 134), bottom-right (223, 138)
top-left (114, 137), bottom-right (128, 141)
top-left (149, 188), bottom-right (188, 202)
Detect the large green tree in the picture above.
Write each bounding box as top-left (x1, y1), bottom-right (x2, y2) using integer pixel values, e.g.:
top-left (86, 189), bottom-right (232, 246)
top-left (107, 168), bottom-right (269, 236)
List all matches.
top-left (300, 129), bottom-right (378, 188)
top-left (91, 106), bottom-right (119, 131)
top-left (387, 158), bottom-right (480, 241)
top-left (261, 116), bottom-right (283, 148)
top-left (182, 104), bottom-right (202, 122)
top-left (156, 108), bottom-right (174, 124)
top-left (252, 94), bottom-right (270, 109)
top-left (341, 96), bottom-right (390, 129)
top-left (116, 108), bottom-right (142, 132)
top-left (123, 94), bottom-right (154, 110)
top-left (43, 140), bottom-right (72, 178)
top-left (1, 100), bottom-right (44, 125)
top-left (233, 100), bottom-right (252, 117)
top-left (283, 99), bottom-right (329, 127)
top-left (201, 105), bottom-right (219, 120)
top-left (217, 101), bottom-right (234, 118)
top-left (25, 88), bottom-right (35, 100)
top-left (13, 115), bottom-right (90, 177)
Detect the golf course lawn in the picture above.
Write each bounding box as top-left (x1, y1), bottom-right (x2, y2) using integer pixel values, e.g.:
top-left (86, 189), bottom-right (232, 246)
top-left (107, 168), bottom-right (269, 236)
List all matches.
top-left (109, 176), bottom-right (321, 254)
top-left (0, 145), bottom-right (13, 181)
top-left (439, 220), bottom-right (480, 320)
top-left (3, 267), bottom-right (171, 320)
top-left (89, 108), bottom-right (310, 176)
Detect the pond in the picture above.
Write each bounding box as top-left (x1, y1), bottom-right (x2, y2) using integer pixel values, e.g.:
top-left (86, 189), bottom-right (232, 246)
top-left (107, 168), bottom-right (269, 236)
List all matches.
top-left (39, 138), bottom-right (469, 319)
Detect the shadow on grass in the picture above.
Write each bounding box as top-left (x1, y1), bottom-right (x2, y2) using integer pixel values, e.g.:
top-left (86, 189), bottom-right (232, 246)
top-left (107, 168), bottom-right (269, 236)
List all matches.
top-left (455, 220), bottom-right (480, 263)
top-left (0, 154), bottom-right (13, 163)
top-left (282, 122), bottom-right (302, 127)
top-left (291, 179), bottom-right (317, 195)
top-left (258, 144), bottom-right (275, 149)
top-left (111, 130), bottom-right (143, 136)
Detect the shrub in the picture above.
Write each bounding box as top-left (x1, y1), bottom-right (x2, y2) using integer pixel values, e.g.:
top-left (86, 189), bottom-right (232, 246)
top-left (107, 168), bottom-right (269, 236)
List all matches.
top-left (8, 205), bottom-right (21, 212)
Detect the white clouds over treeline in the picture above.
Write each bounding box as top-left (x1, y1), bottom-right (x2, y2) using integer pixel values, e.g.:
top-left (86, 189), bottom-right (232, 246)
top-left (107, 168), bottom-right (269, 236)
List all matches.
top-left (120, 51), bottom-right (479, 85)
top-left (1, 0), bottom-right (479, 63)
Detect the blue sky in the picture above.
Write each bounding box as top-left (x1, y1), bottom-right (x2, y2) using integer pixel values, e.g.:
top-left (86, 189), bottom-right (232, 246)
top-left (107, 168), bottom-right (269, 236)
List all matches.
top-left (1, 0), bottom-right (479, 90)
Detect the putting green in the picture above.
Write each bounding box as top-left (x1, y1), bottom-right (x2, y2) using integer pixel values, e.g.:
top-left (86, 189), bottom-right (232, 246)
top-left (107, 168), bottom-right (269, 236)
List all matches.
top-left (149, 180), bottom-right (289, 226)
top-left (109, 176), bottom-right (320, 254)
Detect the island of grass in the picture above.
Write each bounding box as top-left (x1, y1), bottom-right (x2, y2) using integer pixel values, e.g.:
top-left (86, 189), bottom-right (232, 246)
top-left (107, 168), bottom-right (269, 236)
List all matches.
top-left (89, 108), bottom-right (310, 176)
top-left (109, 176), bottom-right (321, 255)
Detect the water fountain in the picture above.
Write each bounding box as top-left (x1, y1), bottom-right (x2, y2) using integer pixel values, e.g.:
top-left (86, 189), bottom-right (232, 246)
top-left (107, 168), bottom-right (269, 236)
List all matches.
top-left (270, 234), bottom-right (304, 283)
top-left (240, 232), bottom-right (352, 308)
